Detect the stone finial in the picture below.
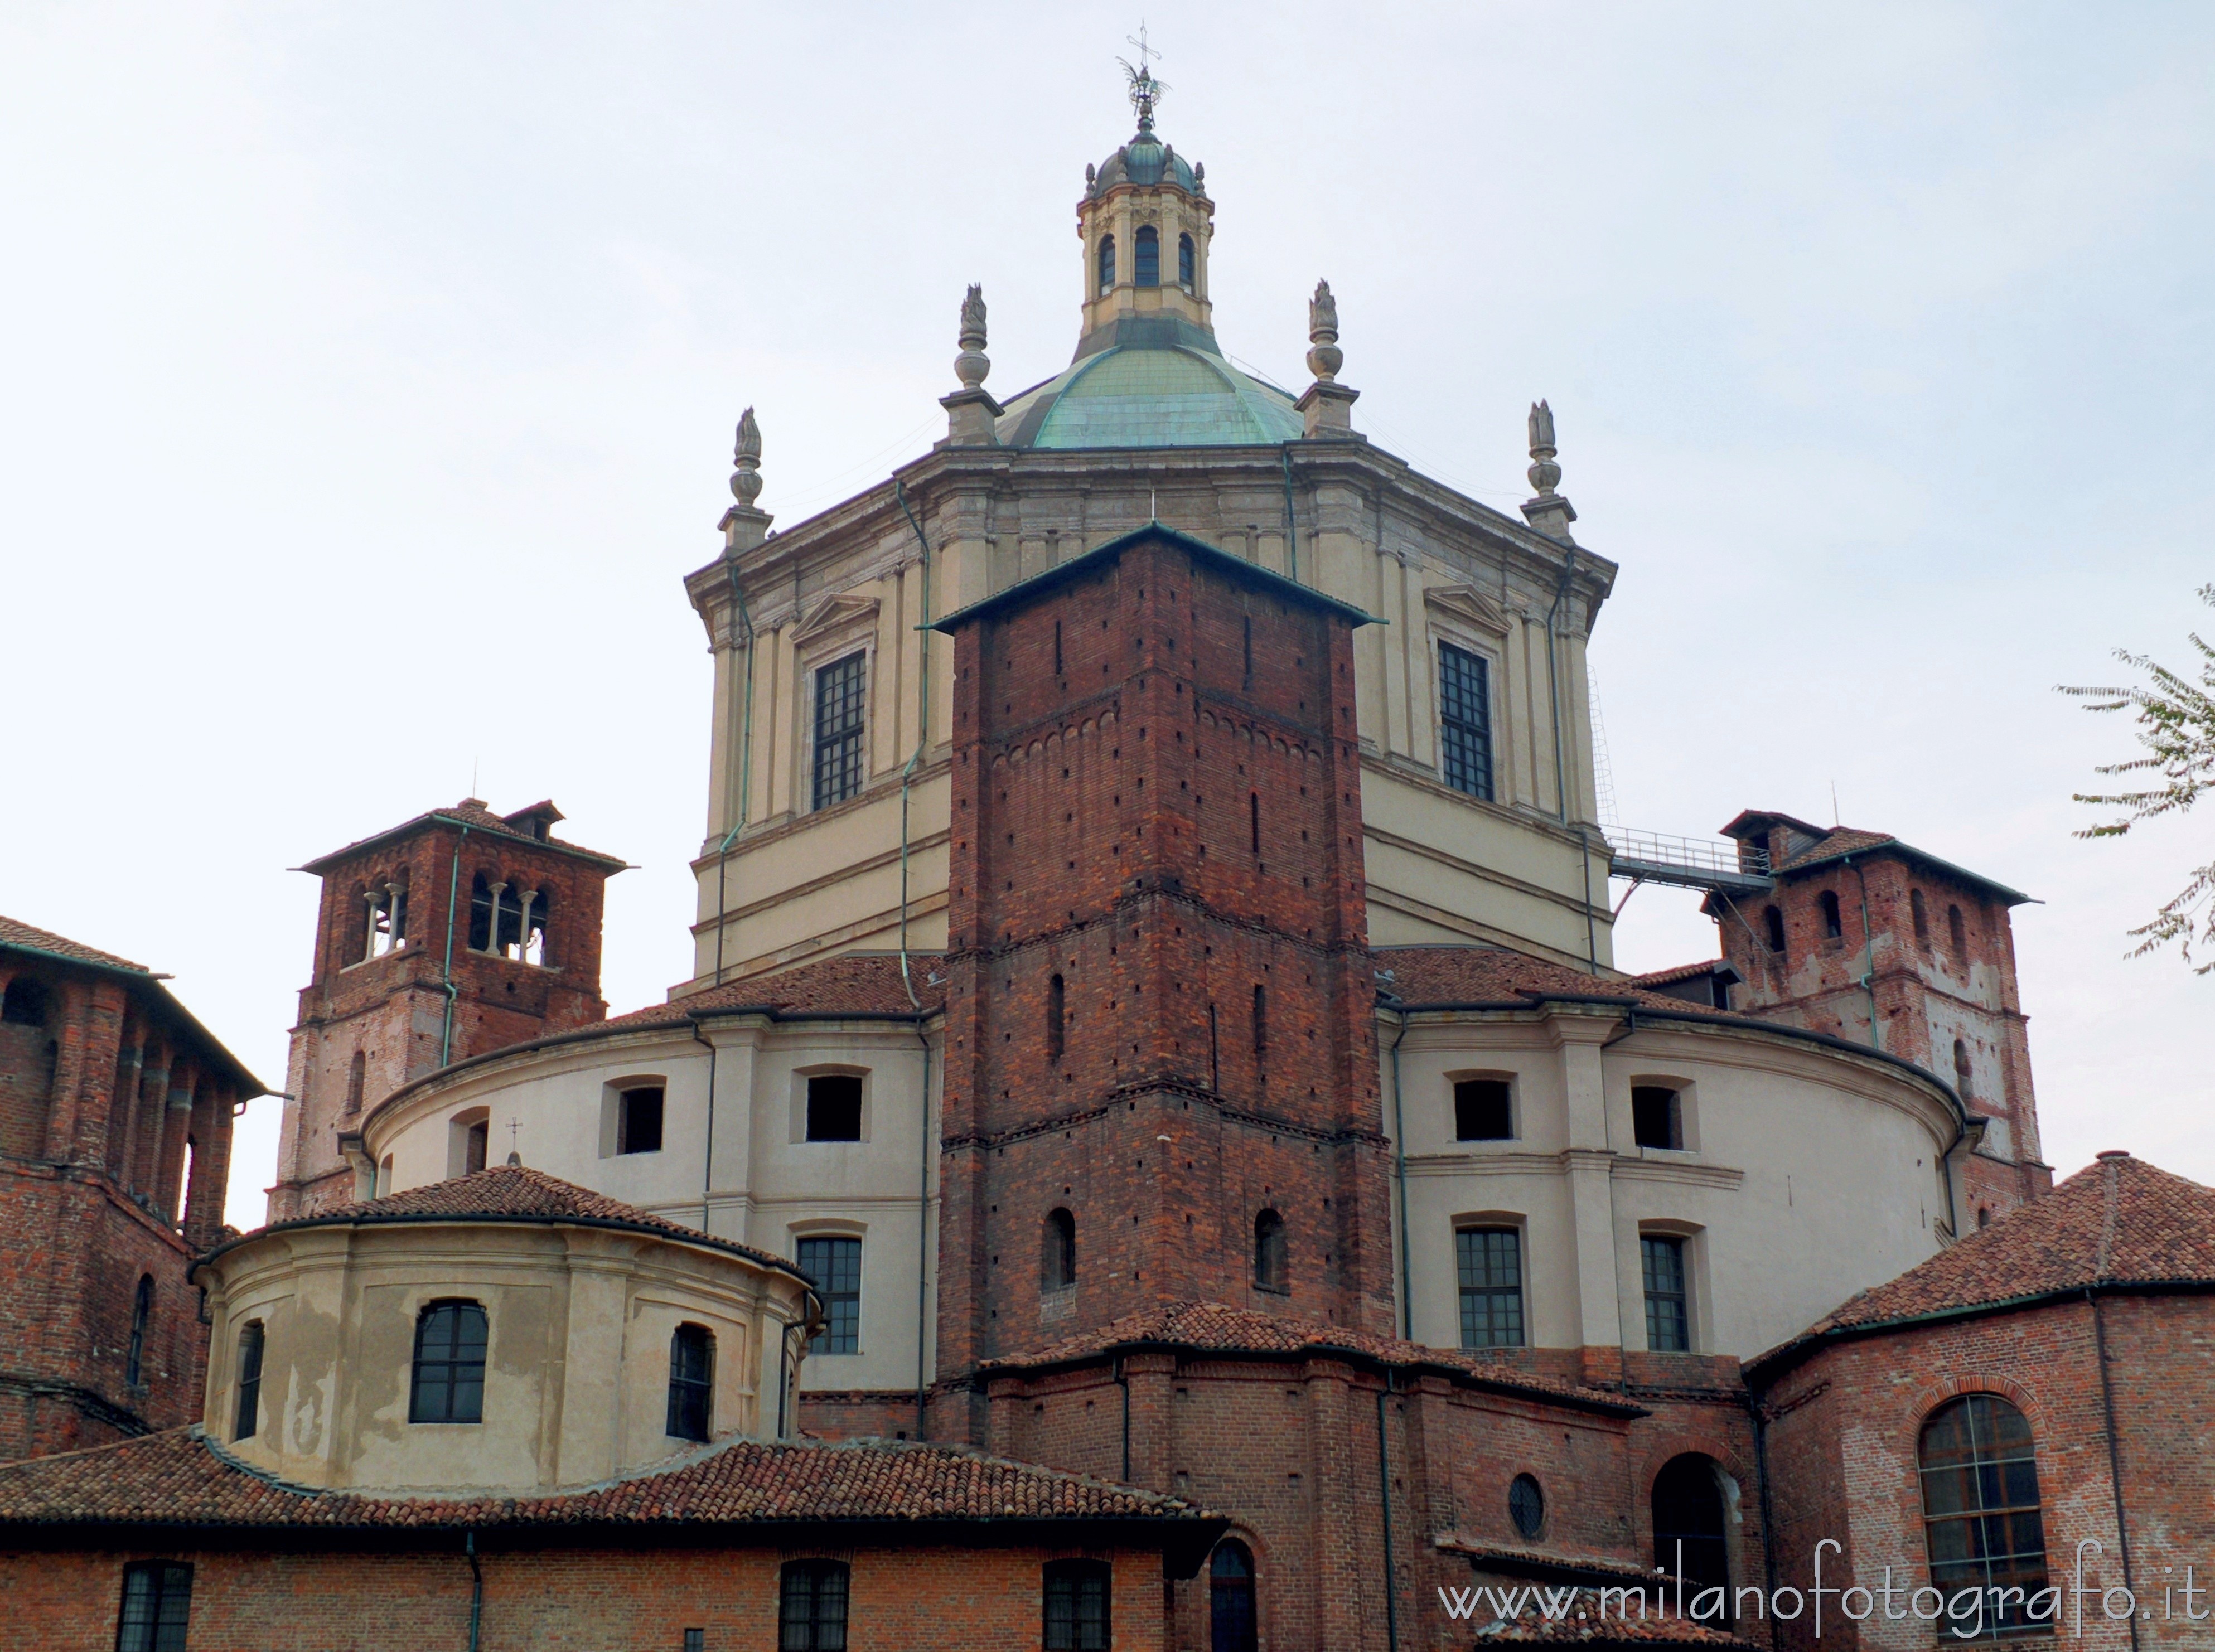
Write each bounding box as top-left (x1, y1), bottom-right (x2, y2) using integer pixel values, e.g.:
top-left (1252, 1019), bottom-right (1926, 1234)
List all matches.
top-left (939, 286), bottom-right (1002, 448)
top-left (1086, 161), bottom-right (1097, 190)
top-left (955, 284), bottom-right (990, 390)
top-left (1193, 161), bottom-right (1204, 191)
top-left (1295, 278), bottom-right (1359, 440)
top-left (1520, 398), bottom-right (1578, 542)
top-left (718, 406), bottom-right (773, 551)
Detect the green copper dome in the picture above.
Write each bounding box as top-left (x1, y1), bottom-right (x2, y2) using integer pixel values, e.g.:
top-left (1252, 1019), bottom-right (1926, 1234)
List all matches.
top-left (997, 339), bottom-right (1302, 449)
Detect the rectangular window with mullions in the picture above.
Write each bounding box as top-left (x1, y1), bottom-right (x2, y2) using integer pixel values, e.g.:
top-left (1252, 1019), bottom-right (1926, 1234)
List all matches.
top-left (1043, 1558), bottom-right (1113, 1651)
top-left (115, 1561), bottom-right (193, 1652)
top-left (1455, 1227), bottom-right (1525, 1349)
top-left (1642, 1234), bottom-right (1691, 1351)
top-left (811, 651), bottom-right (867, 811)
top-left (798, 1236), bottom-right (862, 1354)
top-left (1438, 640), bottom-right (1495, 800)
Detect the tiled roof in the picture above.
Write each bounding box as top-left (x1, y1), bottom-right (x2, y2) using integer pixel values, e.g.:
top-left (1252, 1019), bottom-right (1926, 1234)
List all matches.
top-left (632, 955), bottom-right (947, 1025)
top-left (1761, 1152), bottom-right (2215, 1364)
top-left (979, 1302), bottom-right (1642, 1414)
top-left (0, 914), bottom-right (152, 975)
top-left (1622, 961), bottom-right (1734, 991)
top-left (299, 798), bottom-right (625, 874)
top-left (0, 1427), bottom-right (1212, 1533)
top-left (1376, 948), bottom-right (1728, 1019)
top-left (1435, 1533), bottom-right (1666, 1583)
top-left (1462, 1588), bottom-right (1760, 1646)
top-left (193, 1167), bottom-right (810, 1286)
top-left (1720, 809), bottom-right (2030, 904)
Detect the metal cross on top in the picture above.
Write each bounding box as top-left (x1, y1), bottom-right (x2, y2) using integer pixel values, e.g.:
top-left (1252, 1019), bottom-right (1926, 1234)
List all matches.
top-left (1119, 23), bottom-right (1168, 131)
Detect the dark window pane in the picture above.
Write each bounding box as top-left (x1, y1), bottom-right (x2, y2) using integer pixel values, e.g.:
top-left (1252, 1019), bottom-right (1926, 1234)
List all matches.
top-left (668, 1324), bottom-right (714, 1441)
top-left (1456, 1228), bottom-right (1524, 1349)
top-left (780, 1560), bottom-right (849, 1652)
top-left (1044, 1561), bottom-right (1113, 1652)
top-left (1134, 226), bottom-right (1159, 286)
top-left (797, 1237), bottom-right (862, 1354)
top-left (1918, 1394), bottom-right (2048, 1633)
top-left (1509, 1474), bottom-right (1546, 1540)
top-left (1632, 1087), bottom-right (1681, 1150)
top-left (117, 1562), bottom-right (193, 1652)
top-left (812, 652), bottom-right (867, 810)
top-left (1641, 1236), bottom-right (1689, 1351)
top-left (1453, 1079), bottom-right (1512, 1140)
top-left (619, 1087), bottom-right (665, 1154)
top-left (234, 1321), bottom-right (264, 1441)
top-left (806, 1075), bottom-right (863, 1141)
top-left (1178, 233), bottom-right (1196, 290)
top-left (1438, 642), bottom-right (1494, 800)
top-left (410, 1300), bottom-right (489, 1423)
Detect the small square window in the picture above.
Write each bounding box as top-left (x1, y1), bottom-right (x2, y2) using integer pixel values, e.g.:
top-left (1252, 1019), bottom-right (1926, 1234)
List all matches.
top-left (1632, 1086), bottom-right (1681, 1150)
top-left (806, 1075), bottom-right (863, 1142)
top-left (1453, 1079), bottom-right (1513, 1141)
top-left (617, 1087), bottom-right (665, 1155)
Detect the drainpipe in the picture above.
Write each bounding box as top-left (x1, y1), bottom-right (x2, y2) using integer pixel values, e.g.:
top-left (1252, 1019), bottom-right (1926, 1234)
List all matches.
top-left (1279, 445), bottom-right (1300, 584)
top-left (438, 825), bottom-right (472, 1068)
top-left (686, 1014), bottom-right (717, 1230)
top-left (1376, 1372), bottom-right (1402, 1652)
top-left (710, 559), bottom-right (758, 986)
top-left (1845, 855), bottom-right (1880, 1050)
top-left (465, 1528), bottom-right (482, 1652)
top-left (1386, 1005), bottom-right (1414, 1340)
top-left (2090, 1287), bottom-right (2143, 1652)
top-left (894, 476), bottom-right (935, 1440)
top-left (1542, 553), bottom-right (1597, 975)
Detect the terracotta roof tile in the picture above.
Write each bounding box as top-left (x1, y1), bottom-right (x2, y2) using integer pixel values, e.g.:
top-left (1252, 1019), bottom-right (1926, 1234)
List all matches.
top-left (300, 798), bottom-right (625, 874)
top-left (1434, 1534), bottom-right (1665, 1584)
top-left (1765, 1152), bottom-right (2215, 1360)
top-left (195, 1166), bottom-right (809, 1285)
top-left (0, 914), bottom-right (152, 975)
top-left (1772, 826), bottom-right (1897, 870)
top-left (0, 1427), bottom-right (1211, 1532)
top-left (1460, 1587), bottom-right (1760, 1646)
top-left (979, 1301), bottom-right (1641, 1413)
top-left (1376, 948), bottom-right (1728, 1019)
top-left (1622, 961), bottom-right (1734, 991)
top-left (627, 955), bottom-right (946, 1026)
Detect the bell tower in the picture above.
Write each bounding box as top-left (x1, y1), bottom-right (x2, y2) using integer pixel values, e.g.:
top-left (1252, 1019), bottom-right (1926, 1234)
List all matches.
top-left (1072, 45), bottom-right (1216, 357)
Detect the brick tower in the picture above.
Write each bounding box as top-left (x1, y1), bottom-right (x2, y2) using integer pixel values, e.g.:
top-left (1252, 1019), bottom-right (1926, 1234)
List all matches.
top-left (270, 799), bottom-right (624, 1220)
top-left (931, 524), bottom-right (1394, 1430)
top-left (1708, 810), bottom-right (2050, 1224)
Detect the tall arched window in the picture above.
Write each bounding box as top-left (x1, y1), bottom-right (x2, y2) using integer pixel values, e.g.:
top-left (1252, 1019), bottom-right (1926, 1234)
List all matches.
top-left (1652, 1454), bottom-right (1730, 1622)
top-left (1252, 1209), bottom-right (1287, 1291)
top-left (233, 1321), bottom-right (265, 1441)
top-left (1178, 232), bottom-right (1196, 290)
top-left (1911, 888), bottom-right (1931, 946)
top-left (667, 1323), bottom-right (714, 1441)
top-left (1134, 225), bottom-right (1160, 285)
top-left (1919, 1394), bottom-right (2048, 1632)
top-left (1096, 235), bottom-right (1116, 294)
top-left (409, 1299), bottom-right (488, 1423)
top-left (1819, 890), bottom-right (1844, 939)
top-left (1043, 1207), bottom-right (1077, 1291)
top-left (345, 1050), bottom-right (366, 1115)
top-left (1210, 1542), bottom-right (1256, 1652)
top-left (1953, 1038), bottom-right (1974, 1099)
top-left (1948, 903), bottom-right (1969, 960)
top-left (1047, 973), bottom-right (1066, 1064)
top-left (779, 1560), bottom-right (850, 1652)
top-left (125, 1275), bottom-right (153, 1386)
top-left (1763, 905), bottom-right (1787, 955)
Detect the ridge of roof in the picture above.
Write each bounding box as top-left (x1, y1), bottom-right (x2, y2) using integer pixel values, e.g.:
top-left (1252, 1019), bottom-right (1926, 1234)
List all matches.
top-left (0, 1425), bottom-right (1215, 1532)
top-left (298, 798), bottom-right (626, 875)
top-left (977, 1301), bottom-right (1645, 1416)
top-left (1753, 1152), bottom-right (2215, 1375)
top-left (0, 914), bottom-right (153, 975)
top-left (191, 1166), bottom-right (811, 1287)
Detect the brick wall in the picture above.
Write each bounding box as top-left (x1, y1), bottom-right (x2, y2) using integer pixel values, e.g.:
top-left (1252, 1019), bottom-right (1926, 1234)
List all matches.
top-left (0, 1539), bottom-right (1173, 1652)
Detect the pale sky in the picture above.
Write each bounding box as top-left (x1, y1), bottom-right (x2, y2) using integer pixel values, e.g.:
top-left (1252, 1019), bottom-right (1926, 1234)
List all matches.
top-left (3, 3), bottom-right (2208, 1225)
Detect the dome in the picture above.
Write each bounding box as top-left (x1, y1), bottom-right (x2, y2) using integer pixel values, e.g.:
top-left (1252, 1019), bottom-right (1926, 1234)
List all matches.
top-left (996, 338), bottom-right (1302, 449)
top-left (1090, 132), bottom-right (1200, 196)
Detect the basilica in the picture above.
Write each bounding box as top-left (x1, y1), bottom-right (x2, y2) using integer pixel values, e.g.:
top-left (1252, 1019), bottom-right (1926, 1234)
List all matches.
top-left (0, 67), bottom-right (2208, 1652)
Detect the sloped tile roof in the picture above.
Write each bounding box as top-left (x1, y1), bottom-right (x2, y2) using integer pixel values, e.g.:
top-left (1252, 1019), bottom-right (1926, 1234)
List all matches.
top-left (979, 1301), bottom-right (1643, 1414)
top-left (0, 1427), bottom-right (1211, 1532)
top-left (1760, 1152), bottom-right (2215, 1365)
top-left (1621, 961), bottom-right (1735, 991)
top-left (1376, 948), bottom-right (1729, 1019)
top-left (1461, 1587), bottom-right (1759, 1646)
top-left (631, 954), bottom-right (946, 1025)
top-left (193, 1166), bottom-right (809, 1285)
top-left (0, 914), bottom-right (152, 975)
top-left (299, 798), bottom-right (625, 874)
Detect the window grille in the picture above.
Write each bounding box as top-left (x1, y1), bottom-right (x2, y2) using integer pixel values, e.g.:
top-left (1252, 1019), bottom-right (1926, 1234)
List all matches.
top-left (778, 1559), bottom-right (850, 1652)
top-left (1043, 1559), bottom-right (1113, 1651)
top-left (798, 1237), bottom-right (862, 1354)
top-left (115, 1561), bottom-right (192, 1652)
top-left (666, 1324), bottom-right (714, 1441)
top-left (1509, 1474), bottom-right (1546, 1540)
top-left (410, 1300), bottom-right (489, 1422)
top-left (812, 652), bottom-right (867, 810)
top-left (1457, 1227), bottom-right (1524, 1348)
top-left (1438, 642), bottom-right (1495, 800)
top-left (1919, 1393), bottom-right (2049, 1633)
top-left (1641, 1236), bottom-right (1690, 1351)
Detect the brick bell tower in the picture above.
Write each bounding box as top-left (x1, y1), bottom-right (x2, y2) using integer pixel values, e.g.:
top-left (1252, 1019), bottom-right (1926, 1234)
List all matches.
top-left (931, 524), bottom-right (1395, 1430)
top-left (270, 799), bottom-right (625, 1221)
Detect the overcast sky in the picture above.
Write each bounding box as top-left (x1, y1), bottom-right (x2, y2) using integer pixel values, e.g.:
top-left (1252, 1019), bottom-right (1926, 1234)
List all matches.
top-left (4, 3), bottom-right (2209, 1223)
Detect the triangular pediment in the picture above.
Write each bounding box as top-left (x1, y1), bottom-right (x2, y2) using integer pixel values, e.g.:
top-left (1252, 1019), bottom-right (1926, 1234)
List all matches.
top-left (792, 592), bottom-right (880, 645)
top-left (1423, 583), bottom-right (1512, 635)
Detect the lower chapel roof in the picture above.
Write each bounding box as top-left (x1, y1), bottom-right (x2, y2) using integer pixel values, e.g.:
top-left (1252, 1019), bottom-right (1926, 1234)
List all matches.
top-left (0, 1427), bottom-right (1212, 1537)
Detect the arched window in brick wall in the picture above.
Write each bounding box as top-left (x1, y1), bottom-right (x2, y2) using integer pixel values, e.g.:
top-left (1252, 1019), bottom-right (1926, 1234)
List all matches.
top-left (1043, 1208), bottom-right (1077, 1291)
top-left (1948, 903), bottom-right (1969, 961)
top-left (1819, 890), bottom-right (1844, 939)
top-left (1918, 1394), bottom-right (2049, 1633)
top-left (1252, 1209), bottom-right (1287, 1291)
top-left (2, 978), bottom-right (50, 1025)
top-left (1044, 1558), bottom-right (1112, 1651)
top-left (1046, 974), bottom-right (1066, 1064)
top-left (124, 1274), bottom-right (153, 1386)
top-left (1652, 1455), bottom-right (1730, 1623)
top-left (1912, 888), bottom-right (1931, 946)
top-left (1210, 1542), bottom-right (1256, 1652)
top-left (1763, 905), bottom-right (1787, 956)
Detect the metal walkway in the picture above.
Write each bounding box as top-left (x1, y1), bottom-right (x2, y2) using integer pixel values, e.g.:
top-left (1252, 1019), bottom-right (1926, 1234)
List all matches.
top-left (1606, 829), bottom-right (1774, 895)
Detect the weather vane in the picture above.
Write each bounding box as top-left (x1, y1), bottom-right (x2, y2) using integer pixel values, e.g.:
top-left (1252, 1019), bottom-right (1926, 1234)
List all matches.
top-left (1118, 23), bottom-right (1168, 132)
